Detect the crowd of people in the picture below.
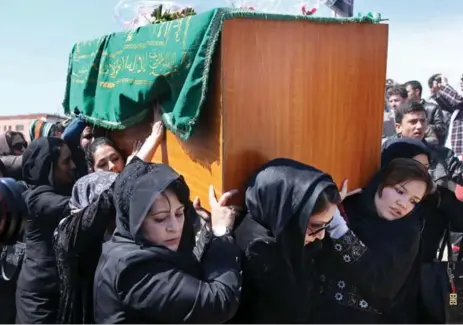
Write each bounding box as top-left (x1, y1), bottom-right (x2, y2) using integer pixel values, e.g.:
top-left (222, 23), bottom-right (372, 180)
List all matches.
top-left (0, 73), bottom-right (462, 324)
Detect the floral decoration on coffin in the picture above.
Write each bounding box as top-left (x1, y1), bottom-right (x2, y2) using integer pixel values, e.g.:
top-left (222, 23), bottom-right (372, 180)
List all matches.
top-left (301, 4), bottom-right (317, 15)
top-left (114, 0), bottom-right (196, 30)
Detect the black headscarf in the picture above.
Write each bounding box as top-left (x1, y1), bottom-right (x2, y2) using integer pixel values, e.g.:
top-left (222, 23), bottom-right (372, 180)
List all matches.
top-left (341, 164), bottom-right (425, 312)
top-left (53, 172), bottom-right (117, 324)
top-left (233, 158), bottom-right (337, 323)
top-left (241, 158), bottom-right (337, 271)
top-left (22, 137), bottom-right (67, 190)
top-left (344, 167), bottom-right (424, 250)
top-left (113, 157), bottom-right (196, 254)
top-left (381, 138), bottom-right (431, 167)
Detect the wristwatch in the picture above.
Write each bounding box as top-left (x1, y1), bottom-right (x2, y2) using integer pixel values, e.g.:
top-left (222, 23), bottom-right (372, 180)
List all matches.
top-left (212, 225), bottom-right (233, 237)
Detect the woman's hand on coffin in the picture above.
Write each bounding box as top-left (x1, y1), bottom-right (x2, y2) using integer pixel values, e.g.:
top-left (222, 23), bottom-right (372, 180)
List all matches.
top-left (209, 185), bottom-right (239, 236)
top-left (339, 179), bottom-right (362, 202)
top-left (193, 196), bottom-right (211, 230)
top-left (148, 105), bottom-right (165, 143)
top-left (126, 140), bottom-right (143, 165)
top-left (149, 121), bottom-right (165, 144)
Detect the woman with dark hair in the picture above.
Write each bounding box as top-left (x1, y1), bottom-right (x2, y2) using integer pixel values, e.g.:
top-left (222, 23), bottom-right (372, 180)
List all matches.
top-left (381, 138), bottom-right (463, 323)
top-left (86, 117), bottom-right (164, 174)
top-left (93, 157), bottom-right (242, 323)
top-left (53, 172), bottom-right (118, 324)
top-left (311, 158), bottom-right (434, 323)
top-left (381, 138), bottom-right (431, 169)
top-left (86, 137), bottom-right (125, 173)
top-left (381, 138), bottom-right (463, 263)
top-left (231, 158), bottom-right (344, 323)
top-left (15, 137), bottom-right (77, 324)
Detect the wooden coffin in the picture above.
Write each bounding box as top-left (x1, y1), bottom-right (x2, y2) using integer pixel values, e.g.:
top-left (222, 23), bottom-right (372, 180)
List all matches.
top-left (120, 18), bottom-right (388, 208)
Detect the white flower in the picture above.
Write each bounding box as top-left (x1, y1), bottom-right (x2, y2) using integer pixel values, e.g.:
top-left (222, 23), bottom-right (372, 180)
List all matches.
top-left (337, 281), bottom-right (346, 289)
top-left (335, 292), bottom-right (343, 301)
top-left (343, 254), bottom-right (352, 263)
top-left (334, 243), bottom-right (343, 251)
top-left (359, 300), bottom-right (368, 308)
top-left (320, 274), bottom-right (326, 282)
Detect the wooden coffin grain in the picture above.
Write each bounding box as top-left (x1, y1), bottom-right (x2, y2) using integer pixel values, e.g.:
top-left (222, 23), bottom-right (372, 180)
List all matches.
top-left (142, 18), bottom-right (390, 209)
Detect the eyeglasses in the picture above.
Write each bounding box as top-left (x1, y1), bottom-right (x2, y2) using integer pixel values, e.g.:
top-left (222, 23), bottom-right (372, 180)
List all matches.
top-left (307, 217), bottom-right (333, 236)
top-left (307, 225), bottom-right (329, 236)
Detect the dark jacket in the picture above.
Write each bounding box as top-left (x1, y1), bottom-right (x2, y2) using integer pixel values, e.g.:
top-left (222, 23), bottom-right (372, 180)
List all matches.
top-left (383, 135), bottom-right (463, 191)
top-left (0, 178), bottom-right (29, 324)
top-left (422, 99), bottom-right (447, 146)
top-left (231, 158), bottom-right (336, 323)
top-left (311, 182), bottom-right (423, 323)
top-left (419, 187), bottom-right (463, 262)
top-left (0, 155), bottom-right (23, 180)
top-left (379, 139), bottom-right (463, 322)
top-left (381, 138), bottom-right (463, 263)
top-left (15, 137), bottom-right (72, 324)
top-left (93, 158), bottom-right (242, 324)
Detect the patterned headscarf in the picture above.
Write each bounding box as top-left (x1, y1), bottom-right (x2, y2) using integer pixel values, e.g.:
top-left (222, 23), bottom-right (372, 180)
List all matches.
top-left (69, 171), bottom-right (118, 213)
top-left (54, 171), bottom-right (118, 324)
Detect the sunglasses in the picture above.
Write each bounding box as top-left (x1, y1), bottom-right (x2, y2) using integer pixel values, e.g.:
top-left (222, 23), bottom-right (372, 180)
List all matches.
top-left (11, 143), bottom-right (26, 151)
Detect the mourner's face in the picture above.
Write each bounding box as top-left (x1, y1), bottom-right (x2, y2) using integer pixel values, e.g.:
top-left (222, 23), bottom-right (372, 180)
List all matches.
top-left (406, 85), bottom-right (420, 102)
top-left (304, 203), bottom-right (337, 245)
top-left (388, 94), bottom-right (406, 110)
top-left (10, 134), bottom-right (26, 155)
top-left (395, 112), bottom-right (427, 141)
top-left (93, 144), bottom-right (125, 173)
top-left (80, 126), bottom-right (93, 150)
top-left (55, 144), bottom-right (76, 186)
top-left (141, 189), bottom-right (185, 251)
top-left (374, 180), bottom-right (426, 221)
top-left (413, 154), bottom-right (430, 169)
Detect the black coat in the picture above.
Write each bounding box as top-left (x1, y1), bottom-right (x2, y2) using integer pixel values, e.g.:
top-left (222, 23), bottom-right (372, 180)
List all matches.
top-left (15, 137), bottom-right (72, 324)
top-left (383, 136), bottom-right (463, 191)
top-left (420, 187), bottom-right (463, 262)
top-left (310, 190), bottom-right (422, 323)
top-left (230, 158), bottom-right (338, 323)
top-left (15, 186), bottom-right (70, 323)
top-left (93, 158), bottom-right (242, 324)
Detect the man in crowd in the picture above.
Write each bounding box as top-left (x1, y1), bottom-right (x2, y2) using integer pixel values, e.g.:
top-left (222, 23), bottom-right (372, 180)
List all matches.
top-left (405, 80), bottom-right (447, 145)
top-left (427, 74), bottom-right (463, 157)
top-left (383, 85), bottom-right (408, 139)
top-left (384, 101), bottom-right (463, 190)
top-left (383, 85), bottom-right (439, 145)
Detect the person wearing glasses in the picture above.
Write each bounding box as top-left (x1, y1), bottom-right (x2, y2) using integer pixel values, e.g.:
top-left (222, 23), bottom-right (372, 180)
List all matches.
top-left (230, 158), bottom-right (350, 323)
top-left (0, 131), bottom-right (27, 180)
